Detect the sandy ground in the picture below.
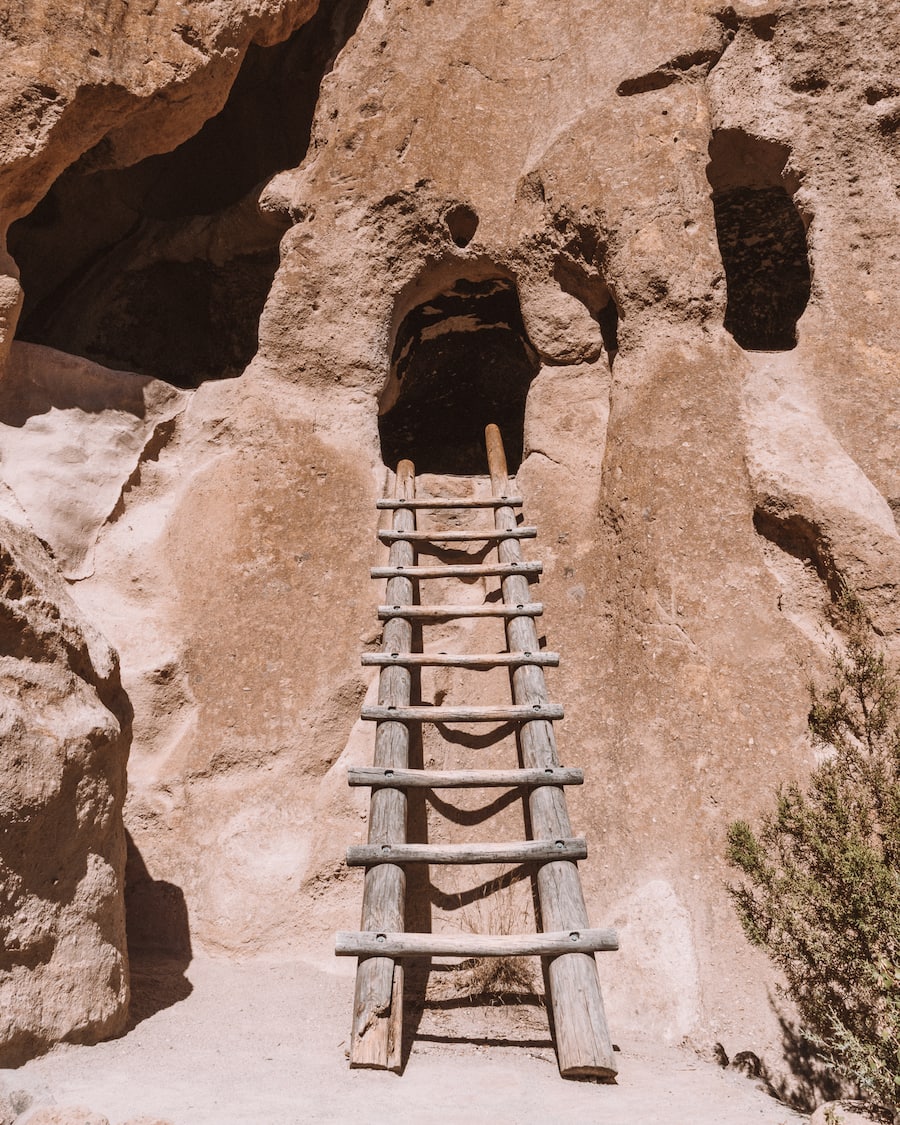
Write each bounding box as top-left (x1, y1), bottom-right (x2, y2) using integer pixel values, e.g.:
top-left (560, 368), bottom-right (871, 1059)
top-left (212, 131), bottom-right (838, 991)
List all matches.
top-left (2, 956), bottom-right (809, 1125)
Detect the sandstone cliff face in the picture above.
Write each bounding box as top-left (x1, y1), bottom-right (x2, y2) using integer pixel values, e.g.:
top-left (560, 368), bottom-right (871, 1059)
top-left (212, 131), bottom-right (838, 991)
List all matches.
top-left (1, 0), bottom-right (899, 1084)
top-left (0, 0), bottom-right (324, 1062)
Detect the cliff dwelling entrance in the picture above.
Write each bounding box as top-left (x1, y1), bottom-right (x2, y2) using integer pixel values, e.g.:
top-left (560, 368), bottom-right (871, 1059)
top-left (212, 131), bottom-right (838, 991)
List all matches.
top-left (378, 278), bottom-right (540, 475)
top-left (706, 129), bottom-right (811, 351)
top-left (7, 0), bottom-right (367, 388)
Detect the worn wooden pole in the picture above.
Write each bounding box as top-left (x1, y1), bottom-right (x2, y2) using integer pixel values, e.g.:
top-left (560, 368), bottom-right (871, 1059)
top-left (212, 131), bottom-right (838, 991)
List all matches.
top-left (371, 562), bottom-right (543, 579)
top-left (347, 766), bottom-right (584, 788)
top-left (347, 837), bottom-right (588, 866)
top-left (379, 527), bottom-right (537, 543)
top-left (361, 651), bottom-right (560, 669)
top-left (361, 703), bottom-right (563, 723)
top-left (377, 603), bottom-right (544, 621)
top-left (350, 460), bottom-right (415, 1070)
top-left (485, 423), bottom-right (618, 1080)
top-left (337, 929), bottom-right (619, 958)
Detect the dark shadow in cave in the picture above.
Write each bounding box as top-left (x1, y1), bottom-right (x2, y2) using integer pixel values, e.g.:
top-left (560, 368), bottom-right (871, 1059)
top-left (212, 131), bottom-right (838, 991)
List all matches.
top-left (7, 0), bottom-right (368, 388)
top-left (752, 506), bottom-right (841, 601)
top-left (706, 129), bottom-right (811, 351)
top-left (123, 830), bottom-right (193, 1029)
top-left (551, 248), bottom-right (619, 369)
top-left (379, 278), bottom-right (541, 475)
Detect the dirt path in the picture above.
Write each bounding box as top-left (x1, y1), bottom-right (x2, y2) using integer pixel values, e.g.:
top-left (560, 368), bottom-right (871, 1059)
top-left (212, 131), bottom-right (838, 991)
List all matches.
top-left (5, 958), bottom-right (807, 1125)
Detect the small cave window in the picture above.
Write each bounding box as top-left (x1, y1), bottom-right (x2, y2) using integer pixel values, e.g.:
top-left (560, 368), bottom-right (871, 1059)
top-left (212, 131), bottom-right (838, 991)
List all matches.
top-left (6, 0), bottom-right (368, 388)
top-left (445, 204), bottom-right (479, 248)
top-left (707, 129), bottom-right (811, 351)
top-left (597, 298), bottom-right (619, 362)
top-left (378, 278), bottom-right (540, 475)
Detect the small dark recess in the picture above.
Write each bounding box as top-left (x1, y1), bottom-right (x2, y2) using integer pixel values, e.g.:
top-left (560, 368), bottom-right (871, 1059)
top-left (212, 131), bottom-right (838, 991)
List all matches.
top-left (379, 278), bottom-right (540, 475)
top-left (124, 831), bottom-right (193, 1027)
top-left (8, 0), bottom-right (368, 388)
top-left (444, 204), bottom-right (479, 248)
top-left (752, 507), bottom-right (841, 600)
top-left (706, 129), bottom-right (811, 351)
top-left (596, 298), bottom-right (619, 363)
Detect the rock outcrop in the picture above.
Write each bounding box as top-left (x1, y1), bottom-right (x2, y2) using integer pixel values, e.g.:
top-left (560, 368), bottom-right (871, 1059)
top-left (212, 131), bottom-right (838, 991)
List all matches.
top-left (0, 0), bottom-right (899, 1093)
top-left (0, 517), bottom-right (130, 1065)
top-left (0, 0), bottom-right (323, 370)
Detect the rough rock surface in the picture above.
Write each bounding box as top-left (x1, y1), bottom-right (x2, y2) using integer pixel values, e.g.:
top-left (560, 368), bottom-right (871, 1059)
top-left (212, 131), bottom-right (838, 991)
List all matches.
top-left (0, 0), bottom-right (899, 1105)
top-left (0, 0), bottom-right (321, 369)
top-left (0, 344), bottom-right (187, 580)
top-left (0, 517), bottom-right (130, 1065)
top-left (808, 1105), bottom-right (882, 1125)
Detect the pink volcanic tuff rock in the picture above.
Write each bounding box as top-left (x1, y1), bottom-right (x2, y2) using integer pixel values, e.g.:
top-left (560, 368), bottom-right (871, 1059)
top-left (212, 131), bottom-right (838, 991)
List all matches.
top-left (21, 1108), bottom-right (109, 1124)
top-left (119, 1118), bottom-right (175, 1125)
top-left (809, 1104), bottom-right (883, 1125)
top-left (0, 0), bottom-right (900, 1099)
top-left (0, 517), bottom-right (130, 1064)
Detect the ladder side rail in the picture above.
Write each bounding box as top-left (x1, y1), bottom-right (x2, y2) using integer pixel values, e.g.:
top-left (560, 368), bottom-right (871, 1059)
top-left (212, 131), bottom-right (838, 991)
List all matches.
top-left (485, 424), bottom-right (617, 1081)
top-left (350, 460), bottom-right (416, 1071)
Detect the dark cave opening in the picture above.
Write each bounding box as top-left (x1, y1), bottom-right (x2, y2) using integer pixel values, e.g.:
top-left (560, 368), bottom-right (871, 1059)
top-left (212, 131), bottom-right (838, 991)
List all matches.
top-left (707, 130), bottom-right (811, 351)
top-left (444, 204), bottom-right (479, 249)
top-left (7, 0), bottom-right (368, 388)
top-left (379, 278), bottom-right (540, 475)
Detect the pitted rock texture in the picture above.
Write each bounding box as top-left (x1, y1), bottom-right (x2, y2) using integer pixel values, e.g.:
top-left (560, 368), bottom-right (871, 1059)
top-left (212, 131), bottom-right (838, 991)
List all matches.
top-left (0, 0), bottom-right (899, 1095)
top-left (0, 344), bottom-right (187, 580)
top-left (0, 518), bottom-right (130, 1065)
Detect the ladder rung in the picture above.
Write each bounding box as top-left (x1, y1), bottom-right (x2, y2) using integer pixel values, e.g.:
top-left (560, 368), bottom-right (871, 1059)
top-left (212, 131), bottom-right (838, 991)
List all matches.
top-left (361, 703), bottom-right (563, 723)
top-left (371, 562), bottom-right (542, 579)
top-left (378, 603), bottom-right (542, 620)
top-left (335, 927), bottom-right (618, 957)
top-left (378, 528), bottom-right (537, 543)
top-left (348, 766), bottom-right (584, 788)
top-left (361, 651), bottom-right (560, 668)
top-left (376, 497), bottom-right (523, 510)
top-left (346, 837), bottom-right (587, 867)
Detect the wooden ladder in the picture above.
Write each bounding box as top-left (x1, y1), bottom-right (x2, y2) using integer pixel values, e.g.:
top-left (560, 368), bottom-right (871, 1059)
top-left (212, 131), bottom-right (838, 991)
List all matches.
top-left (336, 424), bottom-right (618, 1078)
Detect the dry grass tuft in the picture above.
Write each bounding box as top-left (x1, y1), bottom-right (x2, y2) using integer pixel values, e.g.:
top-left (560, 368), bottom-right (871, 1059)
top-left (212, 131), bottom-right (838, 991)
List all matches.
top-left (430, 879), bottom-right (542, 1005)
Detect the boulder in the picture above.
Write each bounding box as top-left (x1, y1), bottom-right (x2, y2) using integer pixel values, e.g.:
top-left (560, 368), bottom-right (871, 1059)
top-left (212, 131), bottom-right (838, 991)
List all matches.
top-left (0, 518), bottom-right (130, 1064)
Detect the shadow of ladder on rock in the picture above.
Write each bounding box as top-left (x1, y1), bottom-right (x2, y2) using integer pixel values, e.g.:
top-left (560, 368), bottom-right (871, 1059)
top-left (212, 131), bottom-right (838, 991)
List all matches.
top-left (335, 424), bottom-right (618, 1079)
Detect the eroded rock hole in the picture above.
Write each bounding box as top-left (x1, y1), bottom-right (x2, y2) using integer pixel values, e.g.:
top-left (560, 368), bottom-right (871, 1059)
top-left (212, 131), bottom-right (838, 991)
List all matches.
top-left (379, 278), bottom-right (539, 474)
top-left (8, 0), bottom-right (368, 388)
top-left (445, 204), bottom-right (479, 248)
top-left (753, 507), bottom-right (841, 600)
top-left (707, 130), bottom-right (811, 351)
top-left (594, 294), bottom-right (619, 365)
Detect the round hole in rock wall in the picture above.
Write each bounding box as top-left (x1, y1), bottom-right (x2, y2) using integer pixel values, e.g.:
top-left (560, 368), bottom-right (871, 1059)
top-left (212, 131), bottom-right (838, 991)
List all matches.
top-left (445, 204), bottom-right (479, 248)
top-left (379, 277), bottom-right (539, 475)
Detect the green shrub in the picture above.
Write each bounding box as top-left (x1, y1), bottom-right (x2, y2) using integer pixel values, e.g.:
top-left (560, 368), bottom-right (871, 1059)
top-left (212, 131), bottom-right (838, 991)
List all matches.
top-left (727, 592), bottom-right (900, 1117)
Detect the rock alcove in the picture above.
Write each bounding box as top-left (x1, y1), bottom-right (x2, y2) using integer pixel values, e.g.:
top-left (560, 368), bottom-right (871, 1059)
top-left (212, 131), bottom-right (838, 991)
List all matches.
top-left (378, 276), bottom-right (540, 475)
top-left (7, 0), bottom-right (368, 388)
top-left (706, 129), bottom-right (812, 351)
